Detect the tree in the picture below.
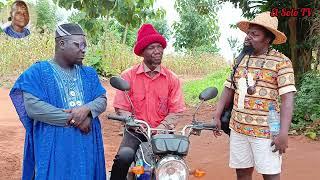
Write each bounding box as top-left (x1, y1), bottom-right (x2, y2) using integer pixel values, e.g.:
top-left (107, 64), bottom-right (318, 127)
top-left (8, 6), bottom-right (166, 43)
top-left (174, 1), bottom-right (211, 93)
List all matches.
top-left (172, 0), bottom-right (220, 53)
top-left (219, 0), bottom-right (319, 81)
top-left (55, 0), bottom-right (116, 19)
top-left (307, 8), bottom-right (320, 71)
top-left (106, 18), bottom-right (138, 47)
top-left (113, 0), bottom-right (157, 44)
top-left (110, 6), bottom-right (168, 47)
top-left (0, 2), bottom-right (4, 10)
top-left (55, 0), bottom-right (162, 45)
top-left (145, 17), bottom-right (170, 40)
top-left (68, 11), bottom-right (109, 44)
top-left (36, 0), bottom-right (57, 31)
top-left (55, 0), bottom-right (117, 41)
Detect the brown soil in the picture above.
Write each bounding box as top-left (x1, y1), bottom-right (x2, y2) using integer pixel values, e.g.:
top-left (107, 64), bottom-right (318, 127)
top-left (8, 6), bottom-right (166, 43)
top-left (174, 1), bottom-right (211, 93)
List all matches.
top-left (0, 82), bottom-right (319, 179)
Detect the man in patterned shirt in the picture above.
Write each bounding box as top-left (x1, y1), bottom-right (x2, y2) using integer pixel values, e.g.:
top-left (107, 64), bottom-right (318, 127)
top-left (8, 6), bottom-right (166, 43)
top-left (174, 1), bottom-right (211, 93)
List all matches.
top-left (213, 12), bottom-right (296, 180)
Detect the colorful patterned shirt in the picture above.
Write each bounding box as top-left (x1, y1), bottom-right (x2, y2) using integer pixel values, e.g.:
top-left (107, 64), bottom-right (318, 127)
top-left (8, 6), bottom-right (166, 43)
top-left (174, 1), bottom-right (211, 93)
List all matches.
top-left (224, 49), bottom-right (297, 138)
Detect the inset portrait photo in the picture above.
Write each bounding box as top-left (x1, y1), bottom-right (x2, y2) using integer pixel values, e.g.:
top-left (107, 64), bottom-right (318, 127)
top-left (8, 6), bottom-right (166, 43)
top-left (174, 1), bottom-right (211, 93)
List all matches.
top-left (1, 1), bottom-right (30, 39)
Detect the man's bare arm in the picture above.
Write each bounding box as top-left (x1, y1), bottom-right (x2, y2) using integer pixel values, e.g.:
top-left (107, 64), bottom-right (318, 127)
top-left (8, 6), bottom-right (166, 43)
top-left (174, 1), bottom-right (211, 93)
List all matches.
top-left (280, 92), bottom-right (295, 134)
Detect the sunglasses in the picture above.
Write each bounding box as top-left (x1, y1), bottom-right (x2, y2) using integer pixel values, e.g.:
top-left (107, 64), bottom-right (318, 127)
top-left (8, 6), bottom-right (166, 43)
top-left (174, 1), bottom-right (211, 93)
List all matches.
top-left (70, 40), bottom-right (87, 51)
top-left (59, 38), bottom-right (87, 51)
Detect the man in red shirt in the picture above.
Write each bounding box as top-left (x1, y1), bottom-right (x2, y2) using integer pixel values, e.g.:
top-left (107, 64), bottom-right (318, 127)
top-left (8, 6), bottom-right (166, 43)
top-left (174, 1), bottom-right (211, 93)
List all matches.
top-left (110, 23), bottom-right (186, 180)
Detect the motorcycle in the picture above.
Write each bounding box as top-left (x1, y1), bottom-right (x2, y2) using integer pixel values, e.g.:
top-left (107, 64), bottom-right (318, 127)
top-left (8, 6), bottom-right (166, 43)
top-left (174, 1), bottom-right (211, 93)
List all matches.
top-left (107, 76), bottom-right (219, 180)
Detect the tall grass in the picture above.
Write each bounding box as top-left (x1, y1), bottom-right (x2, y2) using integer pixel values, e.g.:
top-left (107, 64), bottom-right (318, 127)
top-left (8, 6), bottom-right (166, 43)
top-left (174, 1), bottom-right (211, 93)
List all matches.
top-left (0, 30), bottom-right (54, 87)
top-left (85, 31), bottom-right (227, 77)
top-left (0, 30), bottom-right (228, 87)
top-left (163, 53), bottom-right (227, 76)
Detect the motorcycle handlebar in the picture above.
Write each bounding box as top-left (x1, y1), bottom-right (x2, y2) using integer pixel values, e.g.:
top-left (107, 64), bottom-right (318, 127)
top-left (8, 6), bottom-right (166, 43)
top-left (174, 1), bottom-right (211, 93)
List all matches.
top-left (107, 115), bottom-right (217, 136)
top-left (202, 123), bottom-right (216, 129)
top-left (107, 114), bottom-right (152, 138)
top-left (181, 122), bottom-right (217, 136)
top-left (107, 115), bottom-right (129, 122)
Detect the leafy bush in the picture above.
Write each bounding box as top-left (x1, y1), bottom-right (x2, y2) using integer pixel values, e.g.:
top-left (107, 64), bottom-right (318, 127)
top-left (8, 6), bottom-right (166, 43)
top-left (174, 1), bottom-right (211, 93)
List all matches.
top-left (36, 0), bottom-right (57, 31)
top-left (292, 71), bottom-right (320, 139)
top-left (84, 31), bottom-right (139, 77)
top-left (293, 71), bottom-right (320, 123)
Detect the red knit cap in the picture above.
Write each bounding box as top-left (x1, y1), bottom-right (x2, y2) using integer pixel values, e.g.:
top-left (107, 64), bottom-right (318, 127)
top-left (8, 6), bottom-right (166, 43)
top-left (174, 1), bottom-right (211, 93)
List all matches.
top-left (133, 23), bottom-right (167, 56)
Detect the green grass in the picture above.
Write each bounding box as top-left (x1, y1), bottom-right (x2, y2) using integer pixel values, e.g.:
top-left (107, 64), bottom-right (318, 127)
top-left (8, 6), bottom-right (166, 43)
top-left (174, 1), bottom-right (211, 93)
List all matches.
top-left (183, 67), bottom-right (230, 105)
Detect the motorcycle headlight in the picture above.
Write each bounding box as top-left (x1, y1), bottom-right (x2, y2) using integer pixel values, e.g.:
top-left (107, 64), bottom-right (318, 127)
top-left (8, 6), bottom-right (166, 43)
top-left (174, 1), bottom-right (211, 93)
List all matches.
top-left (156, 156), bottom-right (189, 180)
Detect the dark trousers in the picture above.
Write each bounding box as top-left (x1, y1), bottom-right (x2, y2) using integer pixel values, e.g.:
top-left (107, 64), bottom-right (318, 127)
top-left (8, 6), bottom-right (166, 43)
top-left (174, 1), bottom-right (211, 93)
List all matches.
top-left (110, 129), bottom-right (147, 180)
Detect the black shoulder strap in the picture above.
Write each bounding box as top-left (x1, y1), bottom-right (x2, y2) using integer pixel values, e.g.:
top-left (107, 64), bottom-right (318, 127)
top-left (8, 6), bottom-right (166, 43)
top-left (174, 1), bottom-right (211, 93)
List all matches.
top-left (230, 47), bottom-right (254, 89)
top-left (230, 53), bottom-right (245, 89)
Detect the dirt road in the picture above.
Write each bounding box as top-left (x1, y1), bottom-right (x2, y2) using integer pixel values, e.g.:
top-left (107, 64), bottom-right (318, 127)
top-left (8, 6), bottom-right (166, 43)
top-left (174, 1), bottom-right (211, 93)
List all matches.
top-left (0, 82), bottom-right (319, 179)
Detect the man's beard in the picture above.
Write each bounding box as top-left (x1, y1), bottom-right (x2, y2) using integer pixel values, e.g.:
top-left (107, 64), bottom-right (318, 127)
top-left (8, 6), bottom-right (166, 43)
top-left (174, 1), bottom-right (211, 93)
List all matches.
top-left (242, 43), bottom-right (255, 54)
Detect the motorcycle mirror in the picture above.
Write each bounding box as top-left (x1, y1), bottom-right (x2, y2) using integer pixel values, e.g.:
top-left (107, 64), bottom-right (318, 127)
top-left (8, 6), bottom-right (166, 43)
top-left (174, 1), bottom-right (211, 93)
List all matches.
top-left (193, 87), bottom-right (218, 123)
top-left (110, 76), bottom-right (136, 116)
top-left (199, 87), bottom-right (218, 101)
top-left (110, 76), bottom-right (130, 91)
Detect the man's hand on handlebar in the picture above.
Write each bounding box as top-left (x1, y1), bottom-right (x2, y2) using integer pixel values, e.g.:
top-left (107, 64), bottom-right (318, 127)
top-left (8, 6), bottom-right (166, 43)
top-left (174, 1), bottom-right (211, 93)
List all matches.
top-left (126, 123), bottom-right (147, 133)
top-left (212, 118), bottom-right (222, 138)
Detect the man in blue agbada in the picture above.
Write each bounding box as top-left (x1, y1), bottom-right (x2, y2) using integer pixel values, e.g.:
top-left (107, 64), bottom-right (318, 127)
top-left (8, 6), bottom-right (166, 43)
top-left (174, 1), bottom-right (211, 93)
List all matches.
top-left (10, 23), bottom-right (107, 180)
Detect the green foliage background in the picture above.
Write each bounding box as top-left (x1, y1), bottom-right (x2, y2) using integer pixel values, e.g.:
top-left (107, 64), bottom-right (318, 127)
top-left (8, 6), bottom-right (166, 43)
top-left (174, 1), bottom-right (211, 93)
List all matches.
top-left (0, 0), bottom-right (319, 139)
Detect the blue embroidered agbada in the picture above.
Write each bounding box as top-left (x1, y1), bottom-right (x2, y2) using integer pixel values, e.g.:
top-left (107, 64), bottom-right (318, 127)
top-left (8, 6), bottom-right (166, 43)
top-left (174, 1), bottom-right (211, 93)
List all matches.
top-left (4, 25), bottom-right (30, 38)
top-left (10, 61), bottom-right (107, 180)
